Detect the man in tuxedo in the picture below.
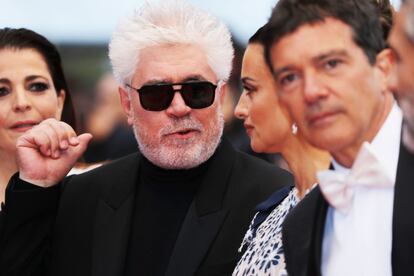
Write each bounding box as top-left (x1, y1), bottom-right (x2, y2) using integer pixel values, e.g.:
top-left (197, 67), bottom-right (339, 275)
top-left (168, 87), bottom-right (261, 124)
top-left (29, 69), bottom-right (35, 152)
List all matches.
top-left (389, 0), bottom-right (414, 153)
top-left (260, 0), bottom-right (414, 275)
top-left (0, 1), bottom-right (291, 275)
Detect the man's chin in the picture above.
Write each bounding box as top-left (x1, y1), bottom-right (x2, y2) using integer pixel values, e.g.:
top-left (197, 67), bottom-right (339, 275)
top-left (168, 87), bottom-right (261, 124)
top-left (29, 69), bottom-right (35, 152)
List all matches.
top-left (162, 138), bottom-right (198, 147)
top-left (308, 131), bottom-right (351, 153)
top-left (141, 143), bottom-right (205, 169)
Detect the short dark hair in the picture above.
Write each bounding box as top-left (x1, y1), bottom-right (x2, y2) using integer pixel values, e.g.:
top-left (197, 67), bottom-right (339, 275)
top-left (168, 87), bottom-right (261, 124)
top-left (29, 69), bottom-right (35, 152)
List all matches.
top-left (0, 28), bottom-right (76, 129)
top-left (371, 0), bottom-right (394, 41)
top-left (248, 25), bottom-right (267, 44)
top-left (262, 0), bottom-right (386, 71)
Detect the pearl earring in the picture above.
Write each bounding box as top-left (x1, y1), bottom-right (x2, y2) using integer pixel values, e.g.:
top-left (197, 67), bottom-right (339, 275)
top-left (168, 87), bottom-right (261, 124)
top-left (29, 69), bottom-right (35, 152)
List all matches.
top-left (291, 123), bottom-right (298, 135)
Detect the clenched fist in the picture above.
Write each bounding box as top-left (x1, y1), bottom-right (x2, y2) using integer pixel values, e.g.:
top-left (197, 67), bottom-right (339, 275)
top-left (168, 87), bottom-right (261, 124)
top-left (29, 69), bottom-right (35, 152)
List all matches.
top-left (16, 118), bottom-right (93, 187)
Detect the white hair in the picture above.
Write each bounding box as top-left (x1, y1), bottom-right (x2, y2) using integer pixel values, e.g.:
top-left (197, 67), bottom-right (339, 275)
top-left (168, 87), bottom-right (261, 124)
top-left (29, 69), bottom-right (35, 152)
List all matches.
top-left (109, 0), bottom-right (234, 86)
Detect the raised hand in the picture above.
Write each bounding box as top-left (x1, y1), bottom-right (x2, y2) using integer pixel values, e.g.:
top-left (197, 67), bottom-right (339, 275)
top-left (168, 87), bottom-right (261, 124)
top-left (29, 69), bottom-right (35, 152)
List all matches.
top-left (16, 118), bottom-right (93, 187)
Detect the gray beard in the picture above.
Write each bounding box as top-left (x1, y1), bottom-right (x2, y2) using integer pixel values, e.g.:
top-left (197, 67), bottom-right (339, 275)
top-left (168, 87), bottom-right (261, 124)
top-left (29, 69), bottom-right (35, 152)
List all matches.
top-left (132, 112), bottom-right (224, 170)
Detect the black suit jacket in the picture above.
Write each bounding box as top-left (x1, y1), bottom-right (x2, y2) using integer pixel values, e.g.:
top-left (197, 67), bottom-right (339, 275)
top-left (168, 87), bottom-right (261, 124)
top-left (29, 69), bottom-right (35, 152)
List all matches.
top-left (0, 138), bottom-right (292, 276)
top-left (282, 143), bottom-right (414, 276)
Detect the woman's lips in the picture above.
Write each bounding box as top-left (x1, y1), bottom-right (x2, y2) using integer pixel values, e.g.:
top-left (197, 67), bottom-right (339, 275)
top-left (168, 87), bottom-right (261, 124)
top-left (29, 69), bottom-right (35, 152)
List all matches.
top-left (10, 121), bottom-right (38, 132)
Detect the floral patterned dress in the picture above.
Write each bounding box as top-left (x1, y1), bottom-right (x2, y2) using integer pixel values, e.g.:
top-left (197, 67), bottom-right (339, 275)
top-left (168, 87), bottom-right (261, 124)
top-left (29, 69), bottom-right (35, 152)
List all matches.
top-left (233, 186), bottom-right (299, 276)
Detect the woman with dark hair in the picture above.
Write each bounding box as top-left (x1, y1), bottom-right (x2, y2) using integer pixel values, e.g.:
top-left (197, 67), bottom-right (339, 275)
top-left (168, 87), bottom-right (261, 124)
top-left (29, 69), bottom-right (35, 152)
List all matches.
top-left (233, 26), bottom-right (330, 276)
top-left (0, 27), bottom-right (77, 204)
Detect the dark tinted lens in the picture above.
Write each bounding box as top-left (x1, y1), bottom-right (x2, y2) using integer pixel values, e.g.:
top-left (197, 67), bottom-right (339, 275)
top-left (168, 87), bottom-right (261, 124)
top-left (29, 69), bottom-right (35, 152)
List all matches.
top-left (139, 85), bottom-right (174, 111)
top-left (181, 82), bottom-right (216, 109)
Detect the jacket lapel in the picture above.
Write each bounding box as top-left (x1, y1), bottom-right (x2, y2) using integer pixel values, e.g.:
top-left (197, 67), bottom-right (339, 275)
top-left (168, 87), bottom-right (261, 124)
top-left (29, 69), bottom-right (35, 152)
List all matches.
top-left (392, 143), bottom-right (414, 275)
top-left (91, 154), bottom-right (140, 276)
top-left (309, 187), bottom-right (329, 276)
top-left (165, 139), bottom-right (236, 276)
top-left (284, 186), bottom-right (328, 276)
top-left (309, 165), bottom-right (333, 276)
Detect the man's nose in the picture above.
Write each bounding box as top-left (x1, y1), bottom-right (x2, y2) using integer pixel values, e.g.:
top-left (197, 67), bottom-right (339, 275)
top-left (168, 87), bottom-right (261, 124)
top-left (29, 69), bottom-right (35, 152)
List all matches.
top-left (303, 72), bottom-right (328, 103)
top-left (165, 91), bottom-right (191, 117)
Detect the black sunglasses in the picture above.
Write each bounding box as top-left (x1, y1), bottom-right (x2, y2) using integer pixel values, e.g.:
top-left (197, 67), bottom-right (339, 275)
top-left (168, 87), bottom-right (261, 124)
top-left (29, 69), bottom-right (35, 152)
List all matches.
top-left (126, 81), bottom-right (218, 111)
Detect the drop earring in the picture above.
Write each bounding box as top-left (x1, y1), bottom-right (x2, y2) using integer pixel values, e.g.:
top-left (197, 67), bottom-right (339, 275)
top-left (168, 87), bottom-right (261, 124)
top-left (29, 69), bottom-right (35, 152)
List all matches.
top-left (291, 123), bottom-right (298, 135)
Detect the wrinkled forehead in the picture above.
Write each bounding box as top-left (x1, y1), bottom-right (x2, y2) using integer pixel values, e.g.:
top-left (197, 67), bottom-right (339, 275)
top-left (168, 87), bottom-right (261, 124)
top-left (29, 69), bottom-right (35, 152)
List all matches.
top-left (132, 44), bottom-right (218, 87)
top-left (270, 19), bottom-right (358, 64)
top-left (264, 14), bottom-right (369, 68)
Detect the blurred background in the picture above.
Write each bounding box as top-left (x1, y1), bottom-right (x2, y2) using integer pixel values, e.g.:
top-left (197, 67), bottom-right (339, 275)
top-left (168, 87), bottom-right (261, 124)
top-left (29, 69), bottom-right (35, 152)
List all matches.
top-left (1, 0), bottom-right (402, 163)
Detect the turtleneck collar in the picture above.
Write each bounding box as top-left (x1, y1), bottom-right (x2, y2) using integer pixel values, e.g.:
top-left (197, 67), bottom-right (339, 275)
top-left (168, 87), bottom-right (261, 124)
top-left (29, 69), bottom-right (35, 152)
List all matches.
top-left (139, 155), bottom-right (212, 187)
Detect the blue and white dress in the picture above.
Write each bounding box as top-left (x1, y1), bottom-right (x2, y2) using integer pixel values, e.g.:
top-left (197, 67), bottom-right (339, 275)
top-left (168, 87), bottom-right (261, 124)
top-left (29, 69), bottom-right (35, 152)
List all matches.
top-left (233, 186), bottom-right (299, 276)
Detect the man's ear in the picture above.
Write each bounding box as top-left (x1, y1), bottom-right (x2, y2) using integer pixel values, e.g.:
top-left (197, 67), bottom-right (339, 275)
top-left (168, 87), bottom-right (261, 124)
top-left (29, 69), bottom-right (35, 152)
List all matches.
top-left (375, 48), bottom-right (395, 93)
top-left (119, 86), bottom-right (134, 126)
top-left (219, 81), bottom-right (227, 105)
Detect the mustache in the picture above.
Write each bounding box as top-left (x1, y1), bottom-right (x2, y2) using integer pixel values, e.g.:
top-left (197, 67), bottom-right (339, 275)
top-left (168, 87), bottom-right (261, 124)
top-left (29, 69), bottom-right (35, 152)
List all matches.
top-left (160, 116), bottom-right (203, 136)
top-left (305, 101), bottom-right (341, 118)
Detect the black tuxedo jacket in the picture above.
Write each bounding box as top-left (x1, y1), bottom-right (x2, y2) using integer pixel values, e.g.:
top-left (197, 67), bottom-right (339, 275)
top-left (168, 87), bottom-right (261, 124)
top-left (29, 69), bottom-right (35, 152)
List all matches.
top-left (0, 139), bottom-right (292, 276)
top-left (282, 143), bottom-right (414, 276)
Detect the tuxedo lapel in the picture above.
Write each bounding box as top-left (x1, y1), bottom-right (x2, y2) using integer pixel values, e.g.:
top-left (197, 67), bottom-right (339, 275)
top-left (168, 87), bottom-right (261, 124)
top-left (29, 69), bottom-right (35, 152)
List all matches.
top-left (392, 143), bottom-right (414, 275)
top-left (283, 186), bottom-right (328, 276)
top-left (91, 155), bottom-right (140, 276)
top-left (309, 187), bottom-right (329, 276)
top-left (165, 139), bottom-right (235, 276)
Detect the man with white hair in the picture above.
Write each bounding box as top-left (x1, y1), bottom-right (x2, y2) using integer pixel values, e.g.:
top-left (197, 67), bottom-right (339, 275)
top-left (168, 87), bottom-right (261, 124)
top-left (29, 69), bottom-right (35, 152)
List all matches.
top-left (0, 1), bottom-right (291, 275)
top-left (389, 0), bottom-right (414, 153)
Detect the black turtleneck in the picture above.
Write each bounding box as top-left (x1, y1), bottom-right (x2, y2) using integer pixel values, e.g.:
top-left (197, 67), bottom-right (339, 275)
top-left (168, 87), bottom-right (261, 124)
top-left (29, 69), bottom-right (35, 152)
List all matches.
top-left (124, 156), bottom-right (210, 276)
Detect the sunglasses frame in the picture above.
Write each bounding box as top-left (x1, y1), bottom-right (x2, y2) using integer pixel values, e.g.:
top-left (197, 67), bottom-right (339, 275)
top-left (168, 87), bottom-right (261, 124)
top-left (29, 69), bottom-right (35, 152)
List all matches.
top-left (126, 80), bottom-right (218, 111)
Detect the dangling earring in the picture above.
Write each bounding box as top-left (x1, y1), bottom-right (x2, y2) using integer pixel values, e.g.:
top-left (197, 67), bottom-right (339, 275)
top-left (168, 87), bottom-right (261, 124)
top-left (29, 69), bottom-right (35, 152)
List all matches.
top-left (291, 123), bottom-right (298, 135)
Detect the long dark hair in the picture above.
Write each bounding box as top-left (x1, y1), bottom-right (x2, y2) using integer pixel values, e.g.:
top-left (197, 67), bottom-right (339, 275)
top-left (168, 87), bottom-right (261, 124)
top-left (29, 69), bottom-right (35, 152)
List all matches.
top-left (0, 27), bottom-right (76, 130)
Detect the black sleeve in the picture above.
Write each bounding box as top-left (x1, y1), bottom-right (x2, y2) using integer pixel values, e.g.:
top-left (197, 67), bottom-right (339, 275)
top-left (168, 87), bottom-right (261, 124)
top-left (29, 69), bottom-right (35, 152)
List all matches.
top-left (0, 173), bottom-right (61, 276)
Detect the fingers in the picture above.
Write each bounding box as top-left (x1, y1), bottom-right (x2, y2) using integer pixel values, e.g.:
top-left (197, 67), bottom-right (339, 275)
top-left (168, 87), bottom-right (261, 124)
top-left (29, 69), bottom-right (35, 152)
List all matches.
top-left (15, 119), bottom-right (93, 187)
top-left (71, 133), bottom-right (93, 156)
top-left (17, 118), bottom-right (84, 159)
top-left (38, 119), bottom-right (77, 158)
top-left (53, 133), bottom-right (93, 165)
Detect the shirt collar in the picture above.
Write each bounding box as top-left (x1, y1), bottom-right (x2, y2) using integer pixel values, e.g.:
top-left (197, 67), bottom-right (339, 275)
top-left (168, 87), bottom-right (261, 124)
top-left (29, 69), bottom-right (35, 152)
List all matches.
top-left (332, 103), bottom-right (402, 182)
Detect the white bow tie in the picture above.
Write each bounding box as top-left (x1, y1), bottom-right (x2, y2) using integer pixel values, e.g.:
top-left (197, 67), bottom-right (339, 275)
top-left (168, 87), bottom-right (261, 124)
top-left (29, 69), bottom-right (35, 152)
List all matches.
top-left (317, 142), bottom-right (394, 214)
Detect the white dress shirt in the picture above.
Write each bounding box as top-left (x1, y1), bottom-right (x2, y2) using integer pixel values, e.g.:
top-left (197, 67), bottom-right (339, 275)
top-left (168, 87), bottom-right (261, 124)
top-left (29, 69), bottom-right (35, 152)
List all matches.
top-left (321, 103), bottom-right (402, 276)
